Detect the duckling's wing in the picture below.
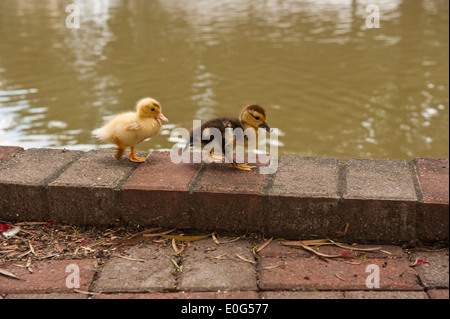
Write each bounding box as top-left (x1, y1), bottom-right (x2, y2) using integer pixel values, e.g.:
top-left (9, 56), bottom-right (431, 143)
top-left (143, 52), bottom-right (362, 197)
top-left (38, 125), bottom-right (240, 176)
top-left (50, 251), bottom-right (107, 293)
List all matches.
top-left (126, 122), bottom-right (141, 131)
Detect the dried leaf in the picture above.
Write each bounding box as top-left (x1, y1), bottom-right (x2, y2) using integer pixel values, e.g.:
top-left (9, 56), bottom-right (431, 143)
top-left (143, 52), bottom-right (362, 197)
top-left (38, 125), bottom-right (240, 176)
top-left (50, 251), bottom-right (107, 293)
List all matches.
top-left (281, 239), bottom-right (380, 258)
top-left (343, 223), bottom-right (349, 235)
top-left (162, 234), bottom-right (210, 242)
top-left (171, 258), bottom-right (182, 271)
top-left (171, 238), bottom-right (178, 253)
top-left (334, 242), bottom-right (382, 252)
top-left (172, 246), bottom-right (185, 256)
top-left (142, 229), bottom-right (175, 238)
top-left (170, 238), bottom-right (185, 255)
top-left (116, 255), bottom-right (146, 262)
top-left (346, 261), bottom-right (361, 265)
top-left (211, 253), bottom-right (228, 259)
top-left (263, 265), bottom-right (280, 270)
top-left (212, 233), bottom-right (242, 244)
top-left (212, 232), bottom-right (220, 245)
top-left (252, 246), bottom-right (261, 259)
top-left (236, 253), bottom-right (257, 264)
top-left (336, 223), bottom-right (350, 236)
top-left (410, 258), bottom-right (429, 267)
top-left (222, 237), bottom-right (242, 244)
top-left (289, 242), bottom-right (344, 259)
top-left (0, 268), bottom-right (20, 280)
top-left (256, 237), bottom-right (273, 253)
top-left (17, 250), bottom-right (32, 259)
top-left (129, 227), bottom-right (162, 239)
top-left (281, 239), bottom-right (329, 247)
top-left (334, 274), bottom-right (345, 281)
top-left (29, 241), bottom-right (36, 256)
top-left (114, 228), bottom-right (175, 248)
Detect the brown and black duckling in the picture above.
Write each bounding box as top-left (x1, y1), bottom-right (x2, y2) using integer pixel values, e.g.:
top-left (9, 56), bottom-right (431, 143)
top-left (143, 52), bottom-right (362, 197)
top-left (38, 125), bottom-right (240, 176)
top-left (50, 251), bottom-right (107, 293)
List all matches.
top-left (92, 97), bottom-right (168, 162)
top-left (184, 104), bottom-right (271, 171)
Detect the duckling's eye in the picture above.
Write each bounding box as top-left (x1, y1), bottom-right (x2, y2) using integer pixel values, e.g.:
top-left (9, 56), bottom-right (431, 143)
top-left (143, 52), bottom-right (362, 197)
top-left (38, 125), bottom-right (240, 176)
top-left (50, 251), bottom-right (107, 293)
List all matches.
top-left (254, 116), bottom-right (260, 120)
top-left (151, 108), bottom-right (155, 111)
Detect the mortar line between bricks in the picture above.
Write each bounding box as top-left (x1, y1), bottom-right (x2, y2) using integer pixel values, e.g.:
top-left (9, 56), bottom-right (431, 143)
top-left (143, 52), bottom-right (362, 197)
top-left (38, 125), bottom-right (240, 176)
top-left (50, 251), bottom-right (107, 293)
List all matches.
top-left (0, 147), bottom-right (24, 163)
top-left (39, 153), bottom-right (83, 222)
top-left (409, 160), bottom-right (424, 203)
top-left (114, 164), bottom-right (140, 192)
top-left (260, 168), bottom-right (276, 196)
top-left (187, 162), bottom-right (208, 195)
top-left (336, 160), bottom-right (347, 199)
top-left (40, 153), bottom-right (84, 188)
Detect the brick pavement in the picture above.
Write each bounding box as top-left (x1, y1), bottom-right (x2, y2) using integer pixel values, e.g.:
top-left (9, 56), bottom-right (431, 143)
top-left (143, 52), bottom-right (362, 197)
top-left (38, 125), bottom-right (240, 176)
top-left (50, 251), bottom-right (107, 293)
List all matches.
top-left (1, 238), bottom-right (448, 300)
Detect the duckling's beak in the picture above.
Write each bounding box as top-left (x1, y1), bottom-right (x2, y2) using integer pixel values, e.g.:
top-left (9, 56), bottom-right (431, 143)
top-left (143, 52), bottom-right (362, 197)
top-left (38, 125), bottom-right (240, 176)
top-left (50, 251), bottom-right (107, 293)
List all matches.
top-left (156, 113), bottom-right (169, 122)
top-left (259, 122), bottom-right (272, 133)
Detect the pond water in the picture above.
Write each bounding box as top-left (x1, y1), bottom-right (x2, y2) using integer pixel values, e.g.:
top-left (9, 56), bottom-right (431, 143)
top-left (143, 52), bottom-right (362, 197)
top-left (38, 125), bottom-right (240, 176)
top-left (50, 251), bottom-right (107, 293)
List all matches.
top-left (0, 0), bottom-right (448, 159)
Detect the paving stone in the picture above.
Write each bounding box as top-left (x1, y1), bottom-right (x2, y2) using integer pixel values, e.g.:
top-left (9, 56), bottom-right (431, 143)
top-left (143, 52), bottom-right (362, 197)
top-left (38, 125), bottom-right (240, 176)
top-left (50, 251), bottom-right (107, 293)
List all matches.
top-left (178, 239), bottom-right (258, 292)
top-left (47, 149), bottom-right (140, 225)
top-left (91, 243), bottom-right (176, 293)
top-left (342, 159), bottom-right (418, 243)
top-left (258, 241), bottom-right (407, 259)
top-left (411, 251), bottom-right (449, 288)
top-left (414, 158), bottom-right (449, 242)
top-left (0, 259), bottom-right (95, 294)
top-left (0, 148), bottom-right (83, 221)
top-left (268, 156), bottom-right (341, 198)
top-left (258, 257), bottom-right (421, 291)
top-left (93, 291), bottom-right (259, 299)
top-left (257, 241), bottom-right (311, 258)
top-left (426, 289), bottom-right (449, 299)
top-left (5, 293), bottom-right (87, 299)
top-left (260, 242), bottom-right (407, 259)
top-left (344, 291), bottom-right (428, 299)
top-left (263, 156), bottom-right (342, 239)
top-left (345, 159), bottom-right (417, 200)
top-left (260, 291), bottom-right (344, 299)
top-left (0, 146), bottom-right (22, 161)
top-left (121, 151), bottom-right (201, 228)
top-left (414, 158), bottom-right (449, 204)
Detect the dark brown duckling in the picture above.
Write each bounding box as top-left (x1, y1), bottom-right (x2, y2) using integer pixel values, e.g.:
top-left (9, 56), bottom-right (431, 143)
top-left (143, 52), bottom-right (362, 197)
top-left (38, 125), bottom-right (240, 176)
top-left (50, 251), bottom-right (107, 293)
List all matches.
top-left (184, 104), bottom-right (271, 171)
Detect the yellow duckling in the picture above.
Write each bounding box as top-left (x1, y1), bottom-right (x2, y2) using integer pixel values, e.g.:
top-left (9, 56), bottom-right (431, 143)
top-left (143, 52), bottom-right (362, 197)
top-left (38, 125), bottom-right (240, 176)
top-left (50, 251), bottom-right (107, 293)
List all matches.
top-left (92, 97), bottom-right (168, 162)
top-left (184, 104), bottom-right (271, 171)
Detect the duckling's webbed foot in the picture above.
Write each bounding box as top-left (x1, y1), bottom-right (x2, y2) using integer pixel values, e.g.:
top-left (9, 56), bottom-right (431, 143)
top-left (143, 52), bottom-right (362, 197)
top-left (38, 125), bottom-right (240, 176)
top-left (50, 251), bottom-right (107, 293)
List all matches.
top-left (128, 146), bottom-right (147, 163)
top-left (209, 151), bottom-right (224, 161)
top-left (230, 161), bottom-right (255, 171)
top-left (113, 136), bottom-right (126, 161)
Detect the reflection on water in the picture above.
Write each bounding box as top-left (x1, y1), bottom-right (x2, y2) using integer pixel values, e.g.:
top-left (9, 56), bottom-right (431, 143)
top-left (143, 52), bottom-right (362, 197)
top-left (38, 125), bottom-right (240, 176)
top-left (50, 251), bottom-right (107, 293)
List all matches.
top-left (0, 0), bottom-right (448, 159)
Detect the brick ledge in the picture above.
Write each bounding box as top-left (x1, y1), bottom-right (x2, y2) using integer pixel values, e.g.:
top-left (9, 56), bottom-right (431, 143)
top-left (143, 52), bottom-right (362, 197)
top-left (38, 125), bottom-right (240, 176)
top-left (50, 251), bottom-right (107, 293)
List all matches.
top-left (0, 146), bottom-right (448, 244)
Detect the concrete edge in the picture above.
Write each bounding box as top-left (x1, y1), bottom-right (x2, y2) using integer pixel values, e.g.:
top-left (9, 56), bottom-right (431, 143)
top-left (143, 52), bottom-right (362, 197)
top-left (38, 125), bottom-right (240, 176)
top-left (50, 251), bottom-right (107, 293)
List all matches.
top-left (0, 146), bottom-right (448, 244)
